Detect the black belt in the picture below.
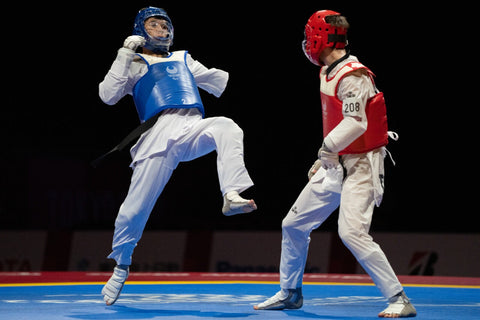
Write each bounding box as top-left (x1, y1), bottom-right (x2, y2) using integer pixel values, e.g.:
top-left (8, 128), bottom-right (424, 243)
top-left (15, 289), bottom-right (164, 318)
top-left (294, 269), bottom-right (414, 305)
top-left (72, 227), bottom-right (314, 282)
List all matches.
top-left (91, 112), bottom-right (162, 168)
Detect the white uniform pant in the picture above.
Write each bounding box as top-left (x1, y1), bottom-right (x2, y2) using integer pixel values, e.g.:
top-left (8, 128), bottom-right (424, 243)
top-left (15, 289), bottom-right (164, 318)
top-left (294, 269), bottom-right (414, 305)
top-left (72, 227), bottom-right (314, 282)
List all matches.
top-left (280, 149), bottom-right (403, 299)
top-left (108, 115), bottom-right (254, 266)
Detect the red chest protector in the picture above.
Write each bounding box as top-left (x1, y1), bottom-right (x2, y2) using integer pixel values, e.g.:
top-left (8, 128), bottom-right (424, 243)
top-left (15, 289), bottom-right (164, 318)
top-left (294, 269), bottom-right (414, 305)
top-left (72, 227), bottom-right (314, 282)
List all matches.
top-left (320, 61), bottom-right (388, 155)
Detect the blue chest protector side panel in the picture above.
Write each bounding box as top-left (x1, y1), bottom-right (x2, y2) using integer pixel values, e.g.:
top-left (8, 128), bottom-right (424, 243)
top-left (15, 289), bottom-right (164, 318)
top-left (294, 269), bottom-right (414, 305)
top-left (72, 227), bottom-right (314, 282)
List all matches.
top-left (133, 53), bottom-right (204, 122)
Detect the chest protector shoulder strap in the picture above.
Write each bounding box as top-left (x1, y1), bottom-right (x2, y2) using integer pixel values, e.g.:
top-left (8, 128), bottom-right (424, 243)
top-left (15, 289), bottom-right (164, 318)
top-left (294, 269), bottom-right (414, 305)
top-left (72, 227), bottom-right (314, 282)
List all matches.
top-left (133, 51), bottom-right (204, 123)
top-left (320, 61), bottom-right (388, 154)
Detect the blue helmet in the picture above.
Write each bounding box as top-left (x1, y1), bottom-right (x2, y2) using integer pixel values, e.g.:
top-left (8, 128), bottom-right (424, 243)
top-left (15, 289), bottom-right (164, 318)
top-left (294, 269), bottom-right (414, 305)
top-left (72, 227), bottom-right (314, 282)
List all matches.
top-left (133, 7), bottom-right (173, 53)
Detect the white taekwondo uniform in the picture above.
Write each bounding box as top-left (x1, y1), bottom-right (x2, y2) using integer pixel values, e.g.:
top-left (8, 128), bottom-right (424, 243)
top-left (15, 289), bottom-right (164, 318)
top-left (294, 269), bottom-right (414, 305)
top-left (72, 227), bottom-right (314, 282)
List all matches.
top-left (99, 48), bottom-right (254, 266)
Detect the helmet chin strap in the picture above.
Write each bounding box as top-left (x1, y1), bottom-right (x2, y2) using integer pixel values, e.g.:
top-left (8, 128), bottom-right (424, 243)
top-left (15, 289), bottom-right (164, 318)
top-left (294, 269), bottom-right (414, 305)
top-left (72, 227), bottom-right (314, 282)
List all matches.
top-left (147, 45), bottom-right (170, 54)
top-left (144, 36), bottom-right (171, 54)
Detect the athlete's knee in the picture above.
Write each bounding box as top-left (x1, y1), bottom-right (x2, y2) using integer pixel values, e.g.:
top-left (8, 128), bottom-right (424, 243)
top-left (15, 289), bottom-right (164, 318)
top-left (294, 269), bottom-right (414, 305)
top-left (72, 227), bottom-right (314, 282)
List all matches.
top-left (282, 217), bottom-right (312, 251)
top-left (337, 223), bottom-right (359, 247)
top-left (338, 221), bottom-right (374, 254)
top-left (282, 214), bottom-right (298, 231)
top-left (216, 117), bottom-right (243, 136)
top-left (282, 215), bottom-right (307, 236)
top-left (115, 203), bottom-right (149, 234)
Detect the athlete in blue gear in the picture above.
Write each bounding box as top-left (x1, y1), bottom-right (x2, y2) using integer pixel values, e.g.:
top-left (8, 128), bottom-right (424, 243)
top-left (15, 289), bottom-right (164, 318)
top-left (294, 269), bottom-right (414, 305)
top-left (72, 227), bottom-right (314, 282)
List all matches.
top-left (99, 7), bottom-right (257, 305)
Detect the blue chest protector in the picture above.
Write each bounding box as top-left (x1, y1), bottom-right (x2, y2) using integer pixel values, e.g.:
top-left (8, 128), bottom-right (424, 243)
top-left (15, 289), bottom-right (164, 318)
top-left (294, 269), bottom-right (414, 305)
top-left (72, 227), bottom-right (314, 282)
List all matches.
top-left (133, 51), bottom-right (204, 122)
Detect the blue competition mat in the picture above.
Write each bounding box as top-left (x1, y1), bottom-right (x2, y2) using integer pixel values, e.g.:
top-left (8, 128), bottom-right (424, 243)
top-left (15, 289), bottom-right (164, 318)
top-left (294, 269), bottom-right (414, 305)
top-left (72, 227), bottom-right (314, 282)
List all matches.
top-left (1, 282), bottom-right (479, 319)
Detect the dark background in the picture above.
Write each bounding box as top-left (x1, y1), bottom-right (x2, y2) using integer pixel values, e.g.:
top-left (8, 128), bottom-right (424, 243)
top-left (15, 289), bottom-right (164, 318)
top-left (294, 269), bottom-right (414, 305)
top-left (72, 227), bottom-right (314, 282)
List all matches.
top-left (0, 2), bottom-right (475, 234)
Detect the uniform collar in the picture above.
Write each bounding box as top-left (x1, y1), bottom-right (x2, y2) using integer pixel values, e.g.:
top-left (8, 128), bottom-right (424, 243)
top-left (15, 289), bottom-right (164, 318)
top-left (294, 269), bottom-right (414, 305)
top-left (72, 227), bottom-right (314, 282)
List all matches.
top-left (325, 50), bottom-right (351, 77)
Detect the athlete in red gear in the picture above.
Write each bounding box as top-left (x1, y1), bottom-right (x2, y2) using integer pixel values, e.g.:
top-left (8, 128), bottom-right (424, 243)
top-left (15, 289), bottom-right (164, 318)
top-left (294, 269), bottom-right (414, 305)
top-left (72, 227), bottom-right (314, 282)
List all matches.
top-left (254, 10), bottom-right (416, 318)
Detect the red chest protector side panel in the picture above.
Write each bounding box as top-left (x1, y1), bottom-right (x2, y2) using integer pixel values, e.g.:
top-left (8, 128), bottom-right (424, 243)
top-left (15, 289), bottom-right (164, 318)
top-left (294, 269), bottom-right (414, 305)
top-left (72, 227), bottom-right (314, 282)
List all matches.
top-left (320, 62), bottom-right (388, 155)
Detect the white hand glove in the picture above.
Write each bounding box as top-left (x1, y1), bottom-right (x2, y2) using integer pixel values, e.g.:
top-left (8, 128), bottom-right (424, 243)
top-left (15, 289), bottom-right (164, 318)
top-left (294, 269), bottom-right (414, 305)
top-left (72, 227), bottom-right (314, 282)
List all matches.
top-left (318, 146), bottom-right (339, 169)
top-left (123, 35), bottom-right (146, 51)
top-left (308, 159), bottom-right (322, 180)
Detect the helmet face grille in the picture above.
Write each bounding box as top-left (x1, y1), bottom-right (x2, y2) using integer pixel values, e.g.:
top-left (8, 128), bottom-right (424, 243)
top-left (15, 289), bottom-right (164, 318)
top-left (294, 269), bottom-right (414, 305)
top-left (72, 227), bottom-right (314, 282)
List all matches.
top-left (303, 10), bottom-right (348, 65)
top-left (133, 7), bottom-right (174, 53)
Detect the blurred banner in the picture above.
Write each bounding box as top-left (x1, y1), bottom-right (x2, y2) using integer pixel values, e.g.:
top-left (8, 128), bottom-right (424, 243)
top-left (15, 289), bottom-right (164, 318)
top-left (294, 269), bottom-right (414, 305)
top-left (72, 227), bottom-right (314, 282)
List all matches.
top-left (1, 231), bottom-right (479, 277)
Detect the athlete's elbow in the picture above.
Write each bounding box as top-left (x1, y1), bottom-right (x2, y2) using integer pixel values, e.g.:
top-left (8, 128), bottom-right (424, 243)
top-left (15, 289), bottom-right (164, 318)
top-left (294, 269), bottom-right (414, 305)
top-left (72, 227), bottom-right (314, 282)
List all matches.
top-left (101, 96), bottom-right (118, 106)
top-left (99, 84), bottom-right (119, 105)
top-left (347, 116), bottom-right (367, 135)
top-left (357, 121), bottom-right (367, 134)
top-left (99, 95), bottom-right (117, 106)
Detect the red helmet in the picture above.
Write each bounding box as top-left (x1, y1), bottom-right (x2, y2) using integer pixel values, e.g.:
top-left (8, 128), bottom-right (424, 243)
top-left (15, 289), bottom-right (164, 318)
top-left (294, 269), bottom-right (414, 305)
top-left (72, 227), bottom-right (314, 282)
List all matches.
top-left (302, 10), bottom-right (348, 66)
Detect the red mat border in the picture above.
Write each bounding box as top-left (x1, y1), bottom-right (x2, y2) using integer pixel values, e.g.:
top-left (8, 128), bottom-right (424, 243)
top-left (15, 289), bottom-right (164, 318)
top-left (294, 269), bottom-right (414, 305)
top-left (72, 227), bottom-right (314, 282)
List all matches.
top-left (1, 272), bottom-right (479, 286)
